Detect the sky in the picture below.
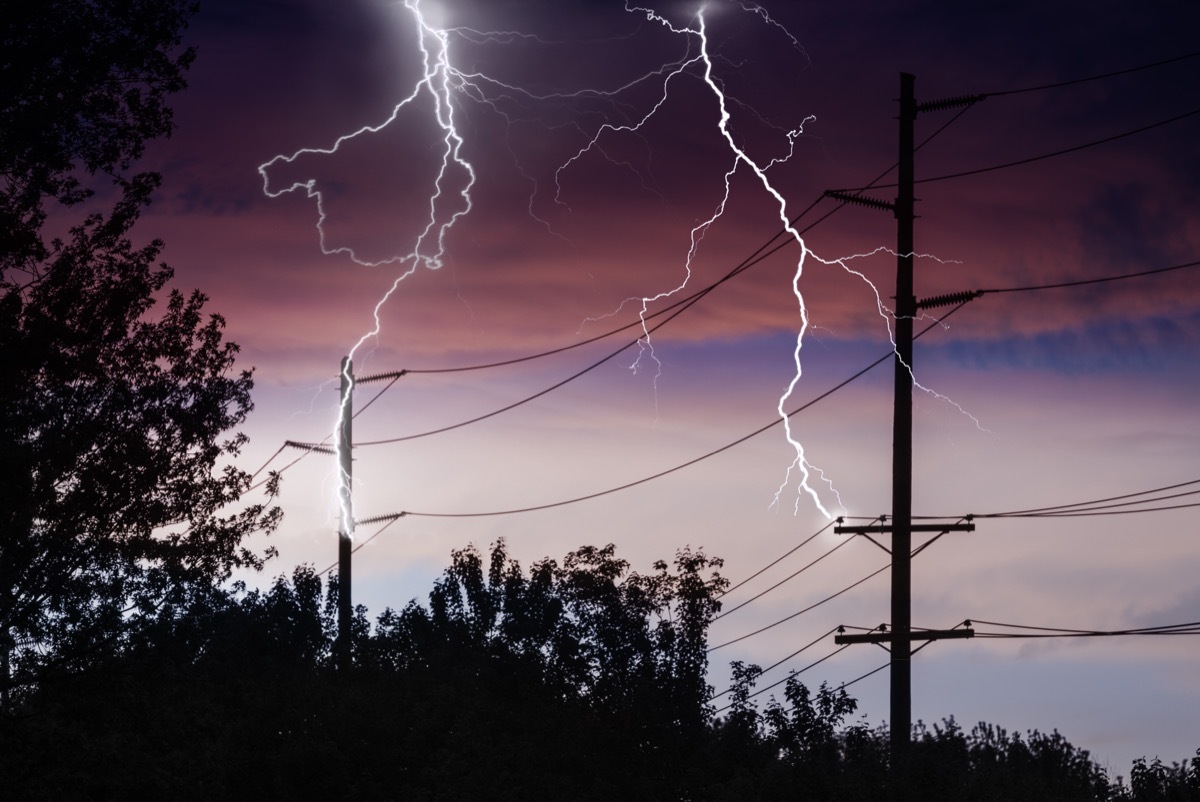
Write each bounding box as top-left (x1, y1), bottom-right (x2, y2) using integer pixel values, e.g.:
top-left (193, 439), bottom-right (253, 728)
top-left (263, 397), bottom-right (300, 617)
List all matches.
top-left (133, 0), bottom-right (1199, 774)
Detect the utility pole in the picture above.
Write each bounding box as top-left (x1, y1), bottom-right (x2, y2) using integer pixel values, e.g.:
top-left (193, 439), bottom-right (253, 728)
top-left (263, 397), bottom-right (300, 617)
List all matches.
top-left (892, 70), bottom-right (918, 761)
top-left (827, 73), bottom-right (983, 763)
top-left (336, 356), bottom-right (354, 672)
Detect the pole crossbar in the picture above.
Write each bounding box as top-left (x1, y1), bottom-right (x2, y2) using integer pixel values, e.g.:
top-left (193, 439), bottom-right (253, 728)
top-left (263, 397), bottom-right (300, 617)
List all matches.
top-left (835, 628), bottom-right (975, 646)
top-left (834, 523), bottom-right (975, 535)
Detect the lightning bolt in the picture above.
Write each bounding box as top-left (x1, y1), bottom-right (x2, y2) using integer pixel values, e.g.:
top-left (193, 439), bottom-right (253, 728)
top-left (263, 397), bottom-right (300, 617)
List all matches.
top-left (261, 0), bottom-right (979, 533)
top-left (258, 0), bottom-right (473, 536)
top-left (592, 3), bottom-right (845, 517)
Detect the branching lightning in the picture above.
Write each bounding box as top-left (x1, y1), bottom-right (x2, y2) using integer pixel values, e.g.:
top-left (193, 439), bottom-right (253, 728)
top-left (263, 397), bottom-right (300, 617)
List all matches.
top-left (260, 0), bottom-right (980, 533)
top-left (259, 0), bottom-right (471, 537)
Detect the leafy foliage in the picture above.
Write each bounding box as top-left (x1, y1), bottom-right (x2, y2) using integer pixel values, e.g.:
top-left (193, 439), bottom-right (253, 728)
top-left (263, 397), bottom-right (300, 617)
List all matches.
top-left (0, 0), bottom-right (278, 684)
top-left (2, 541), bottom-right (1195, 800)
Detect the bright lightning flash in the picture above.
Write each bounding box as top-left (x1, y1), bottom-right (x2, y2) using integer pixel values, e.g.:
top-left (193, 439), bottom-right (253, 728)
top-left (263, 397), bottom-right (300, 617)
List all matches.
top-left (258, 0), bottom-right (471, 537)
top-left (258, 0), bottom-right (976, 533)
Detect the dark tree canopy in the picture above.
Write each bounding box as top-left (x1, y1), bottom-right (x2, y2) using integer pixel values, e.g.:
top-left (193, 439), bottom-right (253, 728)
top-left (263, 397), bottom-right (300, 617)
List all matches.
top-left (0, 0), bottom-right (278, 684)
top-left (0, 0), bottom-right (197, 262)
top-left (2, 541), bottom-right (1196, 800)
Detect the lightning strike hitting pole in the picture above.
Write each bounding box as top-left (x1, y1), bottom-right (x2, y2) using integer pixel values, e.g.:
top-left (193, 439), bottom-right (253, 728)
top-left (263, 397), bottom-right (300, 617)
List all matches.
top-left (268, 1), bottom-right (954, 554)
top-left (259, 0), bottom-right (473, 579)
top-left (336, 357), bottom-right (354, 672)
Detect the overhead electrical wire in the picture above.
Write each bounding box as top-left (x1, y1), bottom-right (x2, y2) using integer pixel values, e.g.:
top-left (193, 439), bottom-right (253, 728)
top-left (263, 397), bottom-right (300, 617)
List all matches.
top-left (347, 122), bottom-right (1199, 448)
top-left (981, 49), bottom-right (1200, 97)
top-left (980, 259), bottom-right (1200, 294)
top-left (709, 626), bottom-right (841, 701)
top-left (970, 619), bottom-right (1200, 638)
top-left (719, 521), bottom-right (835, 598)
top-left (394, 248), bottom-right (1195, 520)
top-left (270, 51), bottom-right (1200, 550)
top-left (911, 478), bottom-right (1200, 521)
top-left (832, 106), bottom-right (1200, 192)
top-left (711, 643), bottom-right (853, 715)
top-left (838, 662), bottom-right (888, 691)
top-left (388, 303), bottom-right (970, 519)
top-left (715, 535), bottom-right (858, 621)
top-left (707, 564), bottom-right (888, 653)
top-left (985, 501), bottom-right (1200, 519)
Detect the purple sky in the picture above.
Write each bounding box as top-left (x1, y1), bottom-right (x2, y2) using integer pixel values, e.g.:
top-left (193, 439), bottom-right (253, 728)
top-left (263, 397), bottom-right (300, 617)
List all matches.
top-left (135, 0), bottom-right (1199, 771)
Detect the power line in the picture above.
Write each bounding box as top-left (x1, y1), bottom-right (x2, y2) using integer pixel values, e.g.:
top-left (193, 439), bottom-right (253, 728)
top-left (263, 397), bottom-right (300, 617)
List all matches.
top-left (331, 247), bottom-right (1200, 506)
top-left (271, 54), bottom-right (1198, 472)
top-left (707, 564), bottom-right (888, 653)
top-left (970, 619), bottom-right (1200, 638)
top-left (715, 535), bottom-right (856, 621)
top-left (711, 643), bottom-right (852, 715)
top-left (915, 478), bottom-right (1200, 520)
top-left (709, 627), bottom-right (840, 701)
top-left (719, 521), bottom-right (835, 598)
top-left (986, 501), bottom-right (1200, 519)
top-left (279, 98), bottom-right (982, 456)
top-left (982, 50), bottom-right (1200, 98)
top-left (390, 304), bottom-right (969, 520)
top-left (980, 259), bottom-right (1200, 294)
top-left (316, 514), bottom-right (407, 577)
top-left (833, 106), bottom-right (1200, 192)
top-left (839, 661), bottom-right (888, 691)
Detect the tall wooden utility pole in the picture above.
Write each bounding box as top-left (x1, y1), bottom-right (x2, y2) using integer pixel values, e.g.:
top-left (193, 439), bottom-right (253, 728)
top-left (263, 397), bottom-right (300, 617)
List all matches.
top-left (891, 70), bottom-right (917, 761)
top-left (828, 73), bottom-right (981, 763)
top-left (336, 356), bottom-right (354, 672)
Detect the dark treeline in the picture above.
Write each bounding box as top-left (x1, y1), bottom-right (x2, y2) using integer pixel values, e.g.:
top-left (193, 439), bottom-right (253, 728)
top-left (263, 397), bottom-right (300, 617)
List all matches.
top-left (1, 540), bottom-right (1195, 800)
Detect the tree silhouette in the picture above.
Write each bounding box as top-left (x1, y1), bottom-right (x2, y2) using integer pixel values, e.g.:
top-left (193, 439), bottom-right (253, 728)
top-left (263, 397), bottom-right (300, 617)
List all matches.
top-left (0, 0), bottom-right (279, 690)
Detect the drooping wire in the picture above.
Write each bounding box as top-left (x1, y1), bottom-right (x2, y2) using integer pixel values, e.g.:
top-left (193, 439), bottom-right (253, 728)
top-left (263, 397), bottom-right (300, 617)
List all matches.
top-left (711, 643), bottom-right (853, 715)
top-left (913, 478), bottom-right (1200, 520)
top-left (970, 619), bottom-right (1200, 638)
top-left (719, 520), bottom-right (835, 598)
top-left (834, 107), bottom-right (1200, 192)
top-left (838, 662), bottom-right (888, 691)
top-left (715, 534), bottom-right (858, 621)
top-left (386, 303), bottom-right (969, 519)
top-left (980, 259), bottom-right (1200, 294)
top-left (245, 374), bottom-right (404, 491)
top-left (982, 50), bottom-right (1200, 98)
top-left (707, 564), bottom-right (888, 653)
top-left (709, 626), bottom-right (840, 701)
top-left (316, 514), bottom-right (407, 578)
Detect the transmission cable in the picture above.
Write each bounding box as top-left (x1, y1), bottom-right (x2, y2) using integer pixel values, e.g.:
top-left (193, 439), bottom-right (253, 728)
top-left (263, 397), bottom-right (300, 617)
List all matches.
top-left (719, 520), bottom-right (835, 598)
top-left (838, 661), bottom-right (888, 691)
top-left (980, 259), bottom-right (1200, 295)
top-left (971, 619), bottom-right (1200, 638)
top-left (385, 303), bottom-right (968, 519)
top-left (833, 106), bottom-right (1200, 192)
top-left (715, 535), bottom-right (857, 621)
top-left (247, 374), bottom-right (404, 489)
top-left (316, 514), bottom-right (407, 578)
top-left (982, 49), bottom-right (1200, 97)
top-left (711, 643), bottom-right (853, 715)
top-left (709, 626), bottom-right (840, 701)
top-left (707, 564), bottom-right (888, 653)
